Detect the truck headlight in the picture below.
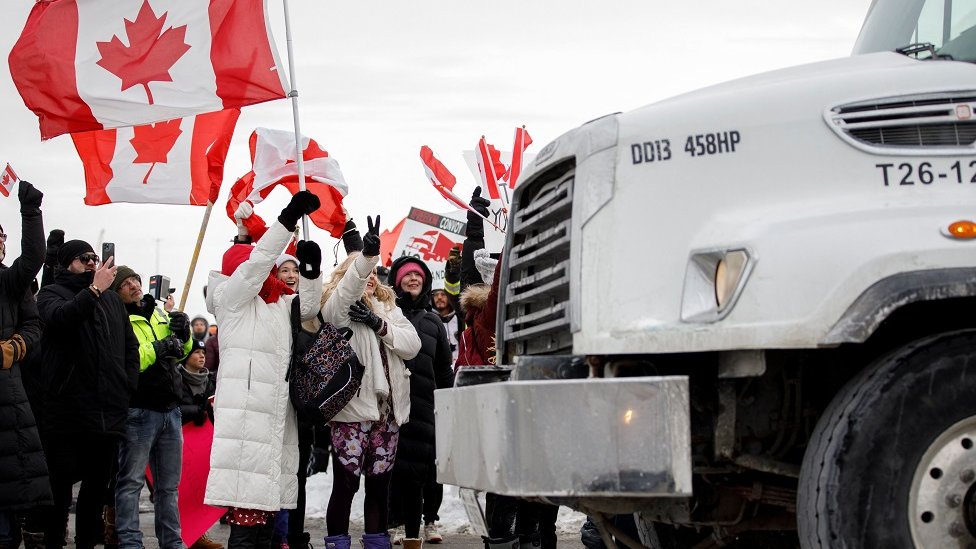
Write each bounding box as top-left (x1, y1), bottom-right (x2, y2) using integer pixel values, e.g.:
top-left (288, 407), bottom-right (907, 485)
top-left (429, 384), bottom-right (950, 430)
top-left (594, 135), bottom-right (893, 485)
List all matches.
top-left (681, 248), bottom-right (754, 322)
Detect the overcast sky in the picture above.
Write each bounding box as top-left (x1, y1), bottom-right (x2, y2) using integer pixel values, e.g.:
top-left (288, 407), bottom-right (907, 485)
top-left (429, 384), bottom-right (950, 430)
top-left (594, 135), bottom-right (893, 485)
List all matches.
top-left (0, 0), bottom-right (872, 320)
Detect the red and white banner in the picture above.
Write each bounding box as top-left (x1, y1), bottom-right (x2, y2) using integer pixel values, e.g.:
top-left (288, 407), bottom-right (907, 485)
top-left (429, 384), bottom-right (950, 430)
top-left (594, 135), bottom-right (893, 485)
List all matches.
top-left (9, 0), bottom-right (288, 140)
top-left (475, 137), bottom-right (506, 200)
top-left (225, 129), bottom-right (348, 238)
top-left (71, 109), bottom-right (239, 205)
top-left (0, 164), bottom-right (20, 198)
top-left (506, 127), bottom-right (533, 189)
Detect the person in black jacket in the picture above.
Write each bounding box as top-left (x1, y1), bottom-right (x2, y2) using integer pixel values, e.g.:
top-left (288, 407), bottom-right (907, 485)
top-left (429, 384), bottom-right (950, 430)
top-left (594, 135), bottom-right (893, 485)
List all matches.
top-left (36, 240), bottom-right (138, 549)
top-left (386, 256), bottom-right (455, 549)
top-left (0, 182), bottom-right (49, 549)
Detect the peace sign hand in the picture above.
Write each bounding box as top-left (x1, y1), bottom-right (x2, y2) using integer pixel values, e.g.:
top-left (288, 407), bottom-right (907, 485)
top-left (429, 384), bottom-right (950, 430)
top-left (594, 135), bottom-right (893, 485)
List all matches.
top-left (363, 215), bottom-right (382, 257)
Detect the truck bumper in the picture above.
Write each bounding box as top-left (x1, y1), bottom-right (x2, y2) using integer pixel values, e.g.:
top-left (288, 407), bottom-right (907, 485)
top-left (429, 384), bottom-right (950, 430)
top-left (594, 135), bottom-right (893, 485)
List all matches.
top-left (435, 376), bottom-right (692, 497)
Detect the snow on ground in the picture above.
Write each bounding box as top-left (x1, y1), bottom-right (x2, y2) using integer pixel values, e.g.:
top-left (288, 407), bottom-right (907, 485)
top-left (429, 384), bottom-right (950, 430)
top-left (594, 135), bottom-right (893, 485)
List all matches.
top-left (305, 470), bottom-right (587, 535)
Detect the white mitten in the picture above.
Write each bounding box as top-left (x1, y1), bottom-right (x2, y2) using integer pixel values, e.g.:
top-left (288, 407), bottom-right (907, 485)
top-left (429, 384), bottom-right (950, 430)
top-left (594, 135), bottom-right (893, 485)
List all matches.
top-left (473, 249), bottom-right (498, 284)
top-left (234, 201), bottom-right (254, 220)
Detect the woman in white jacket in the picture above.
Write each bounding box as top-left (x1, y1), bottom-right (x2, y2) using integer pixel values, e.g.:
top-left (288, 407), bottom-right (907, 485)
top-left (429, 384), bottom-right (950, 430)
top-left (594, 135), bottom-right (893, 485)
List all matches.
top-left (204, 192), bottom-right (323, 549)
top-left (315, 216), bottom-right (421, 549)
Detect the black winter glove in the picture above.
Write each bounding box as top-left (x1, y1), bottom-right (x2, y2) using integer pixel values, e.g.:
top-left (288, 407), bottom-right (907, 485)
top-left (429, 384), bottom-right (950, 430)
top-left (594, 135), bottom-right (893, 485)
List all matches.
top-left (278, 190), bottom-right (321, 231)
top-left (362, 215), bottom-right (381, 257)
top-left (467, 187), bottom-right (490, 239)
top-left (349, 301), bottom-right (384, 333)
top-left (168, 311), bottom-right (191, 342)
top-left (152, 335), bottom-right (184, 360)
top-left (191, 394), bottom-right (210, 426)
top-left (45, 229), bottom-right (64, 268)
top-left (295, 240), bottom-right (322, 279)
top-left (342, 219), bottom-right (364, 254)
top-left (18, 181), bottom-right (43, 212)
top-left (138, 294), bottom-right (157, 319)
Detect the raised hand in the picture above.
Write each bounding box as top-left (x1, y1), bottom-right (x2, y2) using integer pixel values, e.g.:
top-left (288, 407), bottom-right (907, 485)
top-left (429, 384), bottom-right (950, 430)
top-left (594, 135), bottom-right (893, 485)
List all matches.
top-left (362, 215), bottom-right (382, 257)
top-left (349, 301), bottom-right (384, 333)
top-left (296, 240), bottom-right (322, 279)
top-left (93, 256), bottom-right (117, 292)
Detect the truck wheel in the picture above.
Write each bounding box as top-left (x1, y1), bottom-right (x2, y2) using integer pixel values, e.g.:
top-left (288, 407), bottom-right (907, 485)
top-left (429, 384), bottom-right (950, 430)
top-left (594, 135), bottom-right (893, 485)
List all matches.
top-left (798, 329), bottom-right (976, 548)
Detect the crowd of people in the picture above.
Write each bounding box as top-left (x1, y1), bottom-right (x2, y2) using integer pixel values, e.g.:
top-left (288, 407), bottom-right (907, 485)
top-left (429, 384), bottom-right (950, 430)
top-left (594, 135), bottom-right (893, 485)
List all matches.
top-left (0, 182), bottom-right (551, 549)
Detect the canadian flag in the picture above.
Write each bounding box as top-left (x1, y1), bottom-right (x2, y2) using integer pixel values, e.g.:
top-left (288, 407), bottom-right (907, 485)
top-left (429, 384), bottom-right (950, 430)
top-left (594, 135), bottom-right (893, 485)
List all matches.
top-left (226, 129), bottom-right (348, 238)
top-left (9, 0), bottom-right (288, 140)
top-left (0, 164), bottom-right (21, 198)
top-left (476, 136), bottom-right (507, 200)
top-left (421, 145), bottom-right (494, 222)
top-left (71, 109), bottom-right (239, 206)
top-left (506, 127), bottom-right (533, 189)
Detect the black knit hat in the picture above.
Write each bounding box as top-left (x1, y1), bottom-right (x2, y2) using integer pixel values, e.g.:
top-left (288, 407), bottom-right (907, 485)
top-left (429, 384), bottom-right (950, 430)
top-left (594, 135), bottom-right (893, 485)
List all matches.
top-left (57, 240), bottom-right (95, 268)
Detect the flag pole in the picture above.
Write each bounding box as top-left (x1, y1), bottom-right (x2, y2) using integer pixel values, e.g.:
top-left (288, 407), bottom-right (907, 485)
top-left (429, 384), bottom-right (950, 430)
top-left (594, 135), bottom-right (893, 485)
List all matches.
top-left (282, 0), bottom-right (310, 239)
top-left (178, 201), bottom-right (214, 312)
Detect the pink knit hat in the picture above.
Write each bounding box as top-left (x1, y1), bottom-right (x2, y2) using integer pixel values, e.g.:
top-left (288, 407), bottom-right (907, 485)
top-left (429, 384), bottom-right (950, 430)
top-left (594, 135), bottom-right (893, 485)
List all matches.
top-left (394, 261), bottom-right (426, 288)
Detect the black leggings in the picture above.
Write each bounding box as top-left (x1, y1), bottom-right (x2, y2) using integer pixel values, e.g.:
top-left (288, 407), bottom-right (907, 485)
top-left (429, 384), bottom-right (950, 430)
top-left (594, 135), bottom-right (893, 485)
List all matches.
top-left (325, 453), bottom-right (391, 536)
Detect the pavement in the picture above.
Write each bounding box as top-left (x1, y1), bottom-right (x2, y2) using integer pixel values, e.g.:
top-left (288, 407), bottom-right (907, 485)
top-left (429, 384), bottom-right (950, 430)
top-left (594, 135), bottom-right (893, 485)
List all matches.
top-left (61, 487), bottom-right (586, 549)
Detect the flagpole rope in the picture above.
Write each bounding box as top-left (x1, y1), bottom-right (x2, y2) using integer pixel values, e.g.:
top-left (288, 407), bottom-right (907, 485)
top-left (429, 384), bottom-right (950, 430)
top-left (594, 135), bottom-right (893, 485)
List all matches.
top-left (282, 0), bottom-right (310, 239)
top-left (178, 201), bottom-right (214, 312)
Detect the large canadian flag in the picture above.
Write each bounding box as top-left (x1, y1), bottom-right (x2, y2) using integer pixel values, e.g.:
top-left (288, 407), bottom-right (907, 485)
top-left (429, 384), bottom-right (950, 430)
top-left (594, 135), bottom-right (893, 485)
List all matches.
top-left (71, 109), bottom-right (239, 205)
top-left (9, 0), bottom-right (288, 140)
top-left (226, 129), bottom-right (349, 238)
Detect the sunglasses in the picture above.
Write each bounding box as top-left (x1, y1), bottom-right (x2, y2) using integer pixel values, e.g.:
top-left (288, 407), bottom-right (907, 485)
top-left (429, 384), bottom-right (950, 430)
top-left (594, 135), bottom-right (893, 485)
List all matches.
top-left (76, 253), bottom-right (100, 265)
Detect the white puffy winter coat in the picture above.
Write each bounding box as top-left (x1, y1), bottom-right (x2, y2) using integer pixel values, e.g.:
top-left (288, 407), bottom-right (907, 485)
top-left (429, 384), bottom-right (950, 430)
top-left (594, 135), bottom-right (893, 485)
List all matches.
top-left (203, 222), bottom-right (322, 511)
top-left (322, 253), bottom-right (420, 426)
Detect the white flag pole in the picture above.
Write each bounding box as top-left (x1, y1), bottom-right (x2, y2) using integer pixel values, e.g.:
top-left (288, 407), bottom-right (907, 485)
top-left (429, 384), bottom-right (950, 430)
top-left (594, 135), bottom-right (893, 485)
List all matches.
top-left (282, 0), bottom-right (310, 239)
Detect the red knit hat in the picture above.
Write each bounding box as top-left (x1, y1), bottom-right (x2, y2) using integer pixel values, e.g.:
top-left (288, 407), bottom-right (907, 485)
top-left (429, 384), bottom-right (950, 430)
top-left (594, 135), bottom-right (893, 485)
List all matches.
top-left (222, 244), bottom-right (253, 276)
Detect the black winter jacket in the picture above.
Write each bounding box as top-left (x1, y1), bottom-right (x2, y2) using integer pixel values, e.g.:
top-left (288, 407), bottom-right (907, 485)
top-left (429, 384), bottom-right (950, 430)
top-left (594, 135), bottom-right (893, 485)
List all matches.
top-left (0, 204), bottom-right (51, 510)
top-left (388, 257), bottom-right (455, 476)
top-left (37, 269), bottom-right (140, 438)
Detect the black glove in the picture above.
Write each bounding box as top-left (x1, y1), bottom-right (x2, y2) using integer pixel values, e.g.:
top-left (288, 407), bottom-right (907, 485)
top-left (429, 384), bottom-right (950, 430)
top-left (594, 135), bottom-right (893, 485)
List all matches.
top-left (362, 215), bottom-right (381, 257)
top-left (191, 393), bottom-right (210, 426)
top-left (278, 190), bottom-right (321, 231)
top-left (18, 181), bottom-right (43, 212)
top-left (445, 246), bottom-right (461, 283)
top-left (467, 187), bottom-right (490, 239)
top-left (295, 240), bottom-right (322, 279)
top-left (152, 335), bottom-right (184, 360)
top-left (168, 311), bottom-right (191, 342)
top-left (349, 301), bottom-right (384, 333)
top-left (139, 294), bottom-right (157, 319)
top-left (341, 219), bottom-right (363, 253)
top-left (45, 229), bottom-right (64, 268)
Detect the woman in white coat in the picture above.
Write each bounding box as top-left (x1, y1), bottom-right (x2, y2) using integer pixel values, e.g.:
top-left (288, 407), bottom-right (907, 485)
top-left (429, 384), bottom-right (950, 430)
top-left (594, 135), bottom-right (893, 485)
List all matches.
top-left (204, 192), bottom-right (323, 549)
top-left (313, 216), bottom-right (421, 549)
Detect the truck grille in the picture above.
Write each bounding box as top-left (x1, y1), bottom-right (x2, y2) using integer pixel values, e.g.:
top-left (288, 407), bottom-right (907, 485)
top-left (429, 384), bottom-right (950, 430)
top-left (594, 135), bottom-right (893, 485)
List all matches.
top-left (828, 93), bottom-right (976, 150)
top-left (501, 160), bottom-right (575, 358)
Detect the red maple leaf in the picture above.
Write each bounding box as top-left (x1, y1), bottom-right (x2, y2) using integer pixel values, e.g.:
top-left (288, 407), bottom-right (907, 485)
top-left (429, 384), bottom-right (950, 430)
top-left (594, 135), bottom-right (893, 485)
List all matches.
top-left (129, 119), bottom-right (183, 184)
top-left (95, 0), bottom-right (191, 105)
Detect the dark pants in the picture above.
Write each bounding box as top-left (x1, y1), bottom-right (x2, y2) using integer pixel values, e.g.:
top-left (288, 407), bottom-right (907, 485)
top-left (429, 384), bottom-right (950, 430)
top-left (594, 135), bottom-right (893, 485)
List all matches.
top-left (515, 502), bottom-right (558, 549)
top-left (326, 452), bottom-right (391, 536)
top-left (287, 421), bottom-right (314, 542)
top-left (42, 433), bottom-right (118, 549)
top-left (485, 493), bottom-right (518, 538)
top-left (389, 467), bottom-right (425, 538)
top-left (422, 474), bottom-right (443, 525)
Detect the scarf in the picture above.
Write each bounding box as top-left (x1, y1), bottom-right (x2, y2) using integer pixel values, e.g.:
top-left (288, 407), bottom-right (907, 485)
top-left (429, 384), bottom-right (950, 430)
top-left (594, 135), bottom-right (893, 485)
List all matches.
top-left (178, 365), bottom-right (210, 396)
top-left (222, 243), bottom-right (294, 304)
top-left (52, 268), bottom-right (95, 292)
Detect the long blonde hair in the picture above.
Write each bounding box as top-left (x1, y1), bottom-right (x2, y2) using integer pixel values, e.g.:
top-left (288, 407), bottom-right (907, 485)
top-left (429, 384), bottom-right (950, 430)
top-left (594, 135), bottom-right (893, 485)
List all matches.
top-left (304, 253), bottom-right (395, 332)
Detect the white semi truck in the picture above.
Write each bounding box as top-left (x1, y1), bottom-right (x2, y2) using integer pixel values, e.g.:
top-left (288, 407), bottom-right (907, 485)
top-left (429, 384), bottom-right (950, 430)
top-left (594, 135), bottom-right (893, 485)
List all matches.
top-left (436, 1), bottom-right (976, 547)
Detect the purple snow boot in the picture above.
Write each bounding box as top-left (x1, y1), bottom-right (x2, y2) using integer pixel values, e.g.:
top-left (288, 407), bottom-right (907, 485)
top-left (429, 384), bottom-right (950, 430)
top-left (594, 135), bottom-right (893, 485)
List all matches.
top-left (324, 535), bottom-right (351, 549)
top-left (361, 533), bottom-right (391, 549)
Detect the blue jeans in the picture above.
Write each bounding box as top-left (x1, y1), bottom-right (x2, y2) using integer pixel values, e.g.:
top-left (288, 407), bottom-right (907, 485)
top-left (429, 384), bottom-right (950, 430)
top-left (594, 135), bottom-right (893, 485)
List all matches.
top-left (115, 407), bottom-right (183, 549)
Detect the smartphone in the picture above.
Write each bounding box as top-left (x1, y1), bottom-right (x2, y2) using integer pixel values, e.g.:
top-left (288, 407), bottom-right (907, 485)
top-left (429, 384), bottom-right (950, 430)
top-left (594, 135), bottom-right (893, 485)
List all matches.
top-left (149, 275), bottom-right (171, 300)
top-left (101, 242), bottom-right (115, 265)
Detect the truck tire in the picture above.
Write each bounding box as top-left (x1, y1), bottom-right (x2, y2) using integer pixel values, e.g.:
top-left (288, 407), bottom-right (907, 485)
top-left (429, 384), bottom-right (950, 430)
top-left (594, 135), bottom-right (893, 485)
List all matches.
top-left (798, 329), bottom-right (976, 548)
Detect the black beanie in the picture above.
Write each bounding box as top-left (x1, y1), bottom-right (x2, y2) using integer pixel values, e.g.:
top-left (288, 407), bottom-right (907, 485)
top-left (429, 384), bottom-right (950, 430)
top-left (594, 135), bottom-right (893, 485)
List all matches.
top-left (57, 240), bottom-right (95, 268)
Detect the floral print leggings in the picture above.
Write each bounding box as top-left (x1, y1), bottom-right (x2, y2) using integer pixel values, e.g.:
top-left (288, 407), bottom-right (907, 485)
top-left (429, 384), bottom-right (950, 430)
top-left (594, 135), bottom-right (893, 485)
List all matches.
top-left (330, 399), bottom-right (400, 477)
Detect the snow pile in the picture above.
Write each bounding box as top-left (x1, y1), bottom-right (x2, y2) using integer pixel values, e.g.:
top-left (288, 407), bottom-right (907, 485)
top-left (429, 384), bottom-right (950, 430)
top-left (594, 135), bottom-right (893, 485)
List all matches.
top-left (305, 470), bottom-right (586, 535)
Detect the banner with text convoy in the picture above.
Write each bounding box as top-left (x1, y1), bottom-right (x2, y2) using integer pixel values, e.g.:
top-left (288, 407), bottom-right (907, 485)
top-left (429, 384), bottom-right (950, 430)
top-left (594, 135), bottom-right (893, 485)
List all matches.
top-left (391, 206), bottom-right (506, 289)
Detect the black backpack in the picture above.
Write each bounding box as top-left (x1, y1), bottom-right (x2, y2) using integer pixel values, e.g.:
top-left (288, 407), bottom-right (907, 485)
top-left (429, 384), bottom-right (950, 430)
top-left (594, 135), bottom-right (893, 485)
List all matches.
top-left (287, 297), bottom-right (365, 424)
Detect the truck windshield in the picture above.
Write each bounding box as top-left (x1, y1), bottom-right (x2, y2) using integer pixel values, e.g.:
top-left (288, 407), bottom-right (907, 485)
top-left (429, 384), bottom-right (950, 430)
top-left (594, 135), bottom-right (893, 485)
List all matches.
top-left (853, 0), bottom-right (976, 62)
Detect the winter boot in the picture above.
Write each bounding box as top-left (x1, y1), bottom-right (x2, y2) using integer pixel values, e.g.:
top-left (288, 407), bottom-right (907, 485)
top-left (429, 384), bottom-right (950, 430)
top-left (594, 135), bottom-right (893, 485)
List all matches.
top-left (323, 534), bottom-right (351, 549)
top-left (287, 532), bottom-right (313, 549)
top-left (22, 530), bottom-right (45, 549)
top-left (401, 539), bottom-right (422, 549)
top-left (361, 532), bottom-right (391, 549)
top-left (482, 534), bottom-right (519, 549)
